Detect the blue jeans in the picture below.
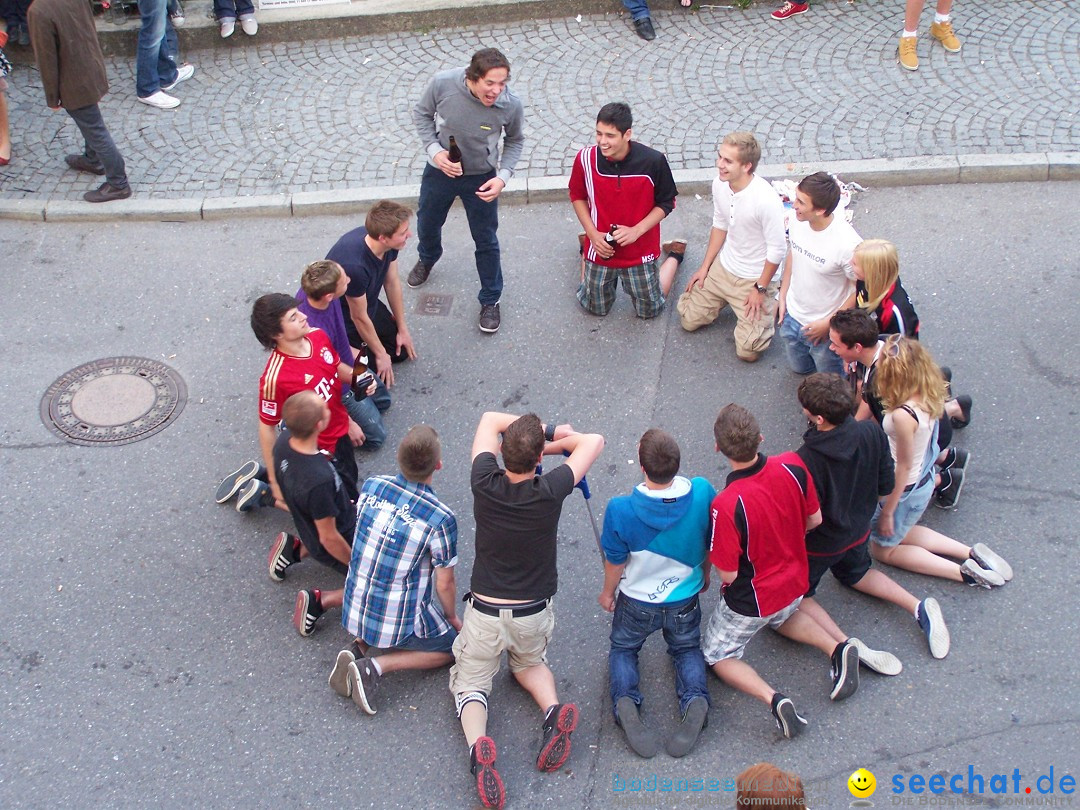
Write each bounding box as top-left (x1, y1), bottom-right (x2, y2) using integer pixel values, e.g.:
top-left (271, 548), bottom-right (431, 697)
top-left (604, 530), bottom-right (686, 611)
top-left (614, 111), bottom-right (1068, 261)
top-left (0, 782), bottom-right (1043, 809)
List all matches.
top-left (609, 593), bottom-right (709, 717)
top-left (66, 104), bottom-right (128, 189)
top-left (213, 0), bottom-right (254, 20)
top-left (780, 311), bottom-right (843, 375)
top-left (416, 163), bottom-right (502, 306)
top-left (620, 0), bottom-right (651, 20)
top-left (341, 377), bottom-right (391, 450)
top-left (136, 0), bottom-right (178, 98)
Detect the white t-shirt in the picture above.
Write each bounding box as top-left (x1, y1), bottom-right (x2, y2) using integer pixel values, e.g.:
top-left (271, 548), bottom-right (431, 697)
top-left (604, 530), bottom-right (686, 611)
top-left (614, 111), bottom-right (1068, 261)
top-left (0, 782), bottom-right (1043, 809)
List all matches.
top-left (785, 215), bottom-right (861, 324)
top-left (712, 174), bottom-right (788, 280)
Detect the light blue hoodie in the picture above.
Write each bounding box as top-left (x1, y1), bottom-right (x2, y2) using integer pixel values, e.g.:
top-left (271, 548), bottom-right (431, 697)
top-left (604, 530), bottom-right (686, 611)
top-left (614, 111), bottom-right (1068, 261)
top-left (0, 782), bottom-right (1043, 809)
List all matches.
top-left (601, 476), bottom-right (716, 604)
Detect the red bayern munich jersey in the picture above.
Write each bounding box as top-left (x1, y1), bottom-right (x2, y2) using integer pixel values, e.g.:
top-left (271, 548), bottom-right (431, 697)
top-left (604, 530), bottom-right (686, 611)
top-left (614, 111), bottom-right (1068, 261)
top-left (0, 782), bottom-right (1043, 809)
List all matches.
top-left (710, 453), bottom-right (819, 617)
top-left (258, 328), bottom-right (348, 452)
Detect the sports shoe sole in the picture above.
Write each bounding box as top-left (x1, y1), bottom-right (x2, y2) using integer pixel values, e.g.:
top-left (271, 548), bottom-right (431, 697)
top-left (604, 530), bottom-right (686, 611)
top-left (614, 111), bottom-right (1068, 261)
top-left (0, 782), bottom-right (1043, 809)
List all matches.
top-left (162, 65), bottom-right (194, 92)
top-left (921, 598), bottom-right (950, 659)
top-left (473, 737), bottom-right (506, 809)
top-left (665, 697), bottom-right (708, 758)
top-left (267, 531), bottom-right (294, 582)
top-left (293, 590), bottom-right (317, 637)
top-left (215, 460), bottom-right (260, 503)
top-left (537, 703), bottom-right (578, 772)
top-left (830, 643), bottom-right (860, 701)
top-left (772, 697), bottom-right (807, 739)
top-left (961, 558), bottom-right (1005, 589)
top-left (615, 696), bottom-right (661, 758)
top-left (328, 648), bottom-right (356, 697)
top-left (970, 542), bottom-right (1013, 581)
top-left (950, 395), bottom-right (972, 429)
top-left (849, 638), bottom-right (903, 676)
top-left (348, 661), bottom-right (378, 715)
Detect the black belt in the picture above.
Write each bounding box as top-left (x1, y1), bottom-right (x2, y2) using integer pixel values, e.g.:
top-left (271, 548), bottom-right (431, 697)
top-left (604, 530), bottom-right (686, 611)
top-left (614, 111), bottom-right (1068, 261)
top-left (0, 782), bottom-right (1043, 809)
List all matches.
top-left (465, 593), bottom-right (549, 618)
top-left (904, 469), bottom-right (933, 493)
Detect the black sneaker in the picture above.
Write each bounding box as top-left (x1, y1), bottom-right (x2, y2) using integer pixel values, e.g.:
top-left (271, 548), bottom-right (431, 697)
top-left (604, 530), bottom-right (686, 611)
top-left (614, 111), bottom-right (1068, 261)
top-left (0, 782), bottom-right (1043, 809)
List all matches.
top-left (950, 394), bottom-right (972, 429)
top-left (328, 646), bottom-right (358, 697)
top-left (292, 589), bottom-right (324, 637)
top-left (407, 260), bottom-right (433, 288)
top-left (770, 693), bottom-right (807, 739)
top-left (935, 467), bottom-right (966, 509)
top-left (960, 559), bottom-right (1004, 589)
top-left (614, 696), bottom-right (661, 758)
top-left (537, 703), bottom-right (578, 772)
top-left (970, 542), bottom-right (1013, 581)
top-left (829, 641), bottom-right (860, 701)
top-left (347, 657), bottom-right (380, 715)
top-left (470, 736), bottom-right (506, 809)
top-left (938, 446), bottom-right (970, 472)
top-left (235, 478), bottom-right (272, 512)
top-left (215, 459), bottom-right (263, 503)
top-left (267, 531), bottom-right (300, 582)
top-left (665, 696), bottom-right (708, 758)
top-left (916, 598), bottom-right (950, 658)
top-left (479, 303), bottom-right (501, 333)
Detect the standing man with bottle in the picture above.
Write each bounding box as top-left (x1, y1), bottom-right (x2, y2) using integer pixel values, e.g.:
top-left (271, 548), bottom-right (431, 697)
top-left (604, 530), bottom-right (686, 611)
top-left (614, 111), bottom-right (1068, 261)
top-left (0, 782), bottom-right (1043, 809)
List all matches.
top-left (410, 48), bottom-right (526, 334)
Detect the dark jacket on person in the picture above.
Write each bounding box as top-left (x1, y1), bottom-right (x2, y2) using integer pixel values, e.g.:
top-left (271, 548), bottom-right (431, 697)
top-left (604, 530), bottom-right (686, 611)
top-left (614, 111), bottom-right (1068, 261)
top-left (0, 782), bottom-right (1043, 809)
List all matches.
top-left (796, 416), bottom-right (895, 556)
top-left (27, 0), bottom-right (108, 110)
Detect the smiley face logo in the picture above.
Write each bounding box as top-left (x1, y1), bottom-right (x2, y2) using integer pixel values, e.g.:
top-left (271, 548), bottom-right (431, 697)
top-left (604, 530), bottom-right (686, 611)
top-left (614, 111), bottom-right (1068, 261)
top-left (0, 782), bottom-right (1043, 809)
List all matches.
top-left (848, 768), bottom-right (876, 798)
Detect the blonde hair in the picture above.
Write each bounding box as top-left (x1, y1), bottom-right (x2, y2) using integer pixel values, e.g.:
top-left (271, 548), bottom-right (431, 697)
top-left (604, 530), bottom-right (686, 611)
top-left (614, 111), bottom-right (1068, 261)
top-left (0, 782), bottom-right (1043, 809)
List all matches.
top-left (854, 238), bottom-right (900, 313)
top-left (722, 131), bottom-right (762, 173)
top-left (874, 336), bottom-right (946, 420)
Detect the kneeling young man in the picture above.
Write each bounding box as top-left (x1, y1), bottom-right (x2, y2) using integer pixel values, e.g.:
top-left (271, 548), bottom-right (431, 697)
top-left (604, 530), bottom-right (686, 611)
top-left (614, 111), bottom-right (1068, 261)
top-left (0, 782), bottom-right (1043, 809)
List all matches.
top-left (329, 425), bottom-right (460, 714)
top-left (703, 404), bottom-right (862, 740)
top-left (451, 412), bottom-right (603, 809)
top-left (598, 428), bottom-right (714, 759)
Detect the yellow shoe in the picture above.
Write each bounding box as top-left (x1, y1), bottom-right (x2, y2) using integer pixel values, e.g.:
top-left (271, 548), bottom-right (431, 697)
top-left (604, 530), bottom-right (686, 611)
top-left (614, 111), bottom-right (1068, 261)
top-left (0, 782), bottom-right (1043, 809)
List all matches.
top-left (898, 35), bottom-right (919, 70)
top-left (930, 20), bottom-right (962, 52)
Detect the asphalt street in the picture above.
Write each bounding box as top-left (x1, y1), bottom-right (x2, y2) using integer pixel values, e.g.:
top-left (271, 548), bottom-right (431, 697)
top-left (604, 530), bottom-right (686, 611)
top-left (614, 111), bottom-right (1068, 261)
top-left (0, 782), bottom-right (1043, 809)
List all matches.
top-left (1, 181), bottom-right (1078, 808)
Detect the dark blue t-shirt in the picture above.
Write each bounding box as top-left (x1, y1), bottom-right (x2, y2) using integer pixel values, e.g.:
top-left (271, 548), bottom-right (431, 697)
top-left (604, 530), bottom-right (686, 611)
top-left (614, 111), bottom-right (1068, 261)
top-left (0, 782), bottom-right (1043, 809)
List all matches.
top-left (326, 227), bottom-right (398, 320)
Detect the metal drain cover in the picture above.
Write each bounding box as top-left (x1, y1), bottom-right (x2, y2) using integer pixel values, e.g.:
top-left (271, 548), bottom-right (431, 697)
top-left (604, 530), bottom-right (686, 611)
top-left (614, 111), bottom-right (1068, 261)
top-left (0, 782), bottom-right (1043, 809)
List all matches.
top-left (40, 357), bottom-right (187, 446)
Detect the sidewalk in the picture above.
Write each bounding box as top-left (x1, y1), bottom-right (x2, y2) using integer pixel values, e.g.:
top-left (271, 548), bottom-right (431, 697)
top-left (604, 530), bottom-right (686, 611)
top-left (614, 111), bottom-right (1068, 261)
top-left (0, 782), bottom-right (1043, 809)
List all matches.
top-left (0, 0), bottom-right (1077, 220)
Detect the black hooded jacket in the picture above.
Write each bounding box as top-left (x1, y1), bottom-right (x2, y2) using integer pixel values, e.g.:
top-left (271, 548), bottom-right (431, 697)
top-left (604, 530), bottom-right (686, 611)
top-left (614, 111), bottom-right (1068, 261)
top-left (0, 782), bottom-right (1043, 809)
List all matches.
top-left (796, 416), bottom-right (895, 556)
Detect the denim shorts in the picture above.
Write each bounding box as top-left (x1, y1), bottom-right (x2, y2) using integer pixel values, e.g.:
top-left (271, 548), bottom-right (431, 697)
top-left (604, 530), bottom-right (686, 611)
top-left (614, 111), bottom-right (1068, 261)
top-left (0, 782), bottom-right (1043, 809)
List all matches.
top-left (393, 627), bottom-right (457, 654)
top-left (869, 472), bottom-right (935, 547)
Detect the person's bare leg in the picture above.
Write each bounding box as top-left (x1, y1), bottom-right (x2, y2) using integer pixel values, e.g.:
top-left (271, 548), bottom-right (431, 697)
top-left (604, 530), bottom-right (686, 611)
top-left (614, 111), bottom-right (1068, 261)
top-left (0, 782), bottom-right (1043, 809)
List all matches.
top-left (904, 0), bottom-right (926, 30)
top-left (871, 540), bottom-right (963, 582)
top-left (773, 609), bottom-right (839, 657)
top-left (374, 650), bottom-right (453, 674)
top-left (935, 0), bottom-right (952, 15)
top-left (512, 663), bottom-right (559, 713)
top-left (797, 597), bottom-right (848, 644)
top-left (0, 92), bottom-right (11, 161)
top-left (711, 659), bottom-right (775, 705)
top-left (320, 587), bottom-right (344, 608)
top-left (852, 568), bottom-right (920, 615)
top-left (460, 701), bottom-right (488, 748)
top-left (658, 256), bottom-right (680, 297)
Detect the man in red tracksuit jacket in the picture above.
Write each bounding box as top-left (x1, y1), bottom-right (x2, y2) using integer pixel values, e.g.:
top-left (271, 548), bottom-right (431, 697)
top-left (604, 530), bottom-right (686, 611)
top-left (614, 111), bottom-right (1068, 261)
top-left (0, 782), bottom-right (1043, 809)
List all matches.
top-left (569, 102), bottom-right (682, 319)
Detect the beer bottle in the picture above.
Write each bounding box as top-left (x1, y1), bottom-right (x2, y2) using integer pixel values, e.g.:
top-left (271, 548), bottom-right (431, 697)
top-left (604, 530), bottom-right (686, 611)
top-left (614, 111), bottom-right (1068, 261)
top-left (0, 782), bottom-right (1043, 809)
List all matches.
top-left (447, 136), bottom-right (462, 164)
top-left (604, 223), bottom-right (619, 245)
top-left (351, 349), bottom-right (376, 401)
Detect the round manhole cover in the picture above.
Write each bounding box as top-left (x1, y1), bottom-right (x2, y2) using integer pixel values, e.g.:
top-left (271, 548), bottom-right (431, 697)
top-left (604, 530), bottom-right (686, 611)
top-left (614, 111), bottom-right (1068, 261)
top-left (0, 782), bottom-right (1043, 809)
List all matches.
top-left (40, 357), bottom-right (188, 446)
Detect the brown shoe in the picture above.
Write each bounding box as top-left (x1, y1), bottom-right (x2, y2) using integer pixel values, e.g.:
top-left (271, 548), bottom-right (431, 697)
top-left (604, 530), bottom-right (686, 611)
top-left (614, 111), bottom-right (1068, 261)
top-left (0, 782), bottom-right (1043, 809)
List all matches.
top-left (662, 239), bottom-right (688, 260)
top-left (407, 260), bottom-right (433, 288)
top-left (65, 154), bottom-right (106, 175)
top-left (83, 182), bottom-right (132, 203)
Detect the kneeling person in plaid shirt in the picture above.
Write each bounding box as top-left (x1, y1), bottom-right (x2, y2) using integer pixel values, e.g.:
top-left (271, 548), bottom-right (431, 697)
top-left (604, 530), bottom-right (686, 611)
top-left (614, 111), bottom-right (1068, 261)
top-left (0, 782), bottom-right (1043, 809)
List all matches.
top-left (328, 425), bottom-right (460, 715)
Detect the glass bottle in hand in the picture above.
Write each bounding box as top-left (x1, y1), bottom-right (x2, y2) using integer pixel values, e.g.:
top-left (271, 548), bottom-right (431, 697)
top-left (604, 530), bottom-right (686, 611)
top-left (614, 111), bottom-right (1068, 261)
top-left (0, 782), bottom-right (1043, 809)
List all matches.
top-left (447, 136), bottom-right (462, 164)
top-left (351, 348), bottom-right (376, 401)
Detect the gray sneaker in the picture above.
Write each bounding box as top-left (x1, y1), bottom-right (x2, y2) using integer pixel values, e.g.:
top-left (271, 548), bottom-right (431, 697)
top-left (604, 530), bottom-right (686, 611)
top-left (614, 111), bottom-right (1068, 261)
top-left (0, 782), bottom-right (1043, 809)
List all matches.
top-left (479, 303), bottom-right (501, 333)
top-left (961, 558), bottom-right (1005, 589)
top-left (348, 657), bottom-right (380, 715)
top-left (917, 598), bottom-right (950, 659)
top-left (665, 696), bottom-right (708, 758)
top-left (848, 637), bottom-right (902, 676)
top-left (328, 647), bottom-right (357, 697)
top-left (970, 542), bottom-right (1013, 581)
top-left (614, 696), bottom-right (660, 758)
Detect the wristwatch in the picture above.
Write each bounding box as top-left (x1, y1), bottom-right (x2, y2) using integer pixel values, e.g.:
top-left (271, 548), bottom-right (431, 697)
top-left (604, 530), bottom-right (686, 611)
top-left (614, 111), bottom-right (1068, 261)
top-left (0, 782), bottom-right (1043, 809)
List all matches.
top-left (753, 282), bottom-right (768, 295)
top-left (544, 422), bottom-right (556, 442)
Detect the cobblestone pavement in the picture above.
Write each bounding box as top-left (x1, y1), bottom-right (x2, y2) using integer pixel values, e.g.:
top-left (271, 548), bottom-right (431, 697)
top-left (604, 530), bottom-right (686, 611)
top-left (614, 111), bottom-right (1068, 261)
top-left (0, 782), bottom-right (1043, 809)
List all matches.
top-left (1, 0), bottom-right (1076, 201)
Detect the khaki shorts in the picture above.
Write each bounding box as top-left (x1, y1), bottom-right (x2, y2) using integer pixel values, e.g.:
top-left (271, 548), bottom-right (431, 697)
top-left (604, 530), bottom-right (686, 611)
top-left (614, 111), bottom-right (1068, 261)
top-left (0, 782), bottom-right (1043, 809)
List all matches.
top-left (448, 601), bottom-right (555, 696)
top-left (677, 259), bottom-right (778, 359)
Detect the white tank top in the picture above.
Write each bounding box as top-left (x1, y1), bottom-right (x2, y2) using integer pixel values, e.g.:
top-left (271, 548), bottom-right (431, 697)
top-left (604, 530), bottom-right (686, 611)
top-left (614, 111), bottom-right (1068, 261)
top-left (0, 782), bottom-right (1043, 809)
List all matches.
top-left (883, 400), bottom-right (933, 487)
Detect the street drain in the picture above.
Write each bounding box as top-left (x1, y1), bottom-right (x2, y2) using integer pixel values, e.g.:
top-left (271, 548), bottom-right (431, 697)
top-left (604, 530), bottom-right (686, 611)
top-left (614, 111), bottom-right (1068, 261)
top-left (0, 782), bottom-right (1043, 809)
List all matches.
top-left (40, 357), bottom-right (188, 446)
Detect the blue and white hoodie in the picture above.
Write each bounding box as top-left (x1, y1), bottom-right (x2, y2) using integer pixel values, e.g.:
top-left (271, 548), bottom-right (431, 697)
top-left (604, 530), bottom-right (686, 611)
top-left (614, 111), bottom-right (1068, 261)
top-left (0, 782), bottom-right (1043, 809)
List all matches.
top-left (601, 476), bottom-right (716, 604)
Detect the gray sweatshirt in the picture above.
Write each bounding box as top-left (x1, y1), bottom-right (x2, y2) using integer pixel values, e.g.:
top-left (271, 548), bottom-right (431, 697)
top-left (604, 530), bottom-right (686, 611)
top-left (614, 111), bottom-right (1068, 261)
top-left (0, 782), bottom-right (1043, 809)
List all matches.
top-left (412, 67), bottom-right (526, 184)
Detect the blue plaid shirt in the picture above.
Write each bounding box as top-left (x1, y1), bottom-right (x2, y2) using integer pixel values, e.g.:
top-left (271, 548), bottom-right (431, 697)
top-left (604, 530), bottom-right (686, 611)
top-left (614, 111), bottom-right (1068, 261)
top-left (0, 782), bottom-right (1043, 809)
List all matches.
top-left (342, 474), bottom-right (458, 647)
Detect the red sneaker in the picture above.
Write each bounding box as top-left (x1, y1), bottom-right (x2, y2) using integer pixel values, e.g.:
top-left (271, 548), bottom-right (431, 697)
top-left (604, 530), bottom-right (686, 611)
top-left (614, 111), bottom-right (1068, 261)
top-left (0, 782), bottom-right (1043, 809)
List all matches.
top-left (771, 1), bottom-right (808, 19)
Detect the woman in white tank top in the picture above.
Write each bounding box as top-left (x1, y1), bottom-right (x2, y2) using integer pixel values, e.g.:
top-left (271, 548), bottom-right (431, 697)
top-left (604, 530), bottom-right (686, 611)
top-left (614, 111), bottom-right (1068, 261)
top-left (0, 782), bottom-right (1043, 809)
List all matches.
top-left (868, 337), bottom-right (1012, 589)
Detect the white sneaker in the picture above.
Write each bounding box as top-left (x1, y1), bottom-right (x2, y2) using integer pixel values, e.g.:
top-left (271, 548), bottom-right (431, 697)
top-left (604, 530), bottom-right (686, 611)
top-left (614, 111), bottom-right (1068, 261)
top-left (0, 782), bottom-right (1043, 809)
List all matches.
top-left (849, 638), bottom-right (903, 676)
top-left (240, 16), bottom-right (258, 35)
top-left (137, 91), bottom-right (180, 110)
top-left (162, 63), bottom-right (195, 91)
top-left (220, 18), bottom-right (235, 37)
